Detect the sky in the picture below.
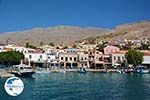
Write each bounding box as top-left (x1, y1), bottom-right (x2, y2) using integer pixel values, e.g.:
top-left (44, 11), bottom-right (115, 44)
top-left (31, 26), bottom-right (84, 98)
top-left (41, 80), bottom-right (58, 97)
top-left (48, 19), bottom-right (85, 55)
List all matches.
top-left (0, 0), bottom-right (149, 33)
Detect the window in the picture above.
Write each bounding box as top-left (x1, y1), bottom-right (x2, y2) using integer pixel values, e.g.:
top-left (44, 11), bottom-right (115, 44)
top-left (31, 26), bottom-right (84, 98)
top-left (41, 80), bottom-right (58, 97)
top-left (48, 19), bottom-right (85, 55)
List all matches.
top-left (122, 56), bottom-right (124, 60)
top-left (29, 55), bottom-right (32, 59)
top-left (70, 57), bottom-right (72, 61)
top-left (74, 57), bottom-right (76, 61)
top-left (99, 57), bottom-right (102, 61)
top-left (118, 56), bottom-right (121, 62)
top-left (81, 57), bottom-right (83, 61)
top-left (40, 55), bottom-right (42, 59)
top-left (61, 57), bottom-right (63, 60)
top-left (85, 57), bottom-right (87, 60)
top-left (114, 56), bottom-right (116, 60)
top-left (65, 57), bottom-right (68, 61)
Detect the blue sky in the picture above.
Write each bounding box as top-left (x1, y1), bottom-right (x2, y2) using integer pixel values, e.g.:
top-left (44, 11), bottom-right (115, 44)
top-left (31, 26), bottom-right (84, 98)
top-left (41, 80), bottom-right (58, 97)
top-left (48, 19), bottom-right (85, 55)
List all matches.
top-left (0, 0), bottom-right (149, 33)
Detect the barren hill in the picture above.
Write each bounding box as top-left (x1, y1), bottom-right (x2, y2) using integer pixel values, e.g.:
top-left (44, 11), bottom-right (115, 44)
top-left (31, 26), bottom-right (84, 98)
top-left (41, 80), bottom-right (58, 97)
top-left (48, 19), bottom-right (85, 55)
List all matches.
top-left (95, 21), bottom-right (150, 42)
top-left (0, 26), bottom-right (109, 46)
top-left (0, 21), bottom-right (149, 46)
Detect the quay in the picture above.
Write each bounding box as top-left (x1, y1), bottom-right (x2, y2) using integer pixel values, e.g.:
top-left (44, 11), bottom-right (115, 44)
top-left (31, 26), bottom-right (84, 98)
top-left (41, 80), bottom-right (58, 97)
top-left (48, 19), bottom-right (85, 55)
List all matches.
top-left (36, 68), bottom-right (117, 73)
top-left (86, 69), bottom-right (116, 72)
top-left (0, 69), bottom-right (15, 78)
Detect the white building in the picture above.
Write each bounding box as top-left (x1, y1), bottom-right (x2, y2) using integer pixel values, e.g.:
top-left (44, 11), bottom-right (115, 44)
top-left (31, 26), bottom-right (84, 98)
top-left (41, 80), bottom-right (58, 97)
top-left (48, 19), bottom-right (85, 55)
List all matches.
top-left (59, 52), bottom-right (78, 68)
top-left (47, 50), bottom-right (59, 68)
top-left (77, 50), bottom-right (89, 68)
top-left (111, 52), bottom-right (126, 66)
top-left (24, 53), bottom-right (47, 63)
top-left (142, 52), bottom-right (150, 67)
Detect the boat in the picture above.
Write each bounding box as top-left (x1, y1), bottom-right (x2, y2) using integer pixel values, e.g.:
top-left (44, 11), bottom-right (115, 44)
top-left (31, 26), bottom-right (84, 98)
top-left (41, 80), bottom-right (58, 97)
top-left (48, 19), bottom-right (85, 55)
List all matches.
top-left (116, 69), bottom-right (123, 74)
top-left (124, 68), bottom-right (134, 74)
top-left (78, 68), bottom-right (87, 73)
top-left (10, 64), bottom-right (35, 77)
top-left (35, 68), bottom-right (51, 74)
top-left (135, 66), bottom-right (149, 74)
top-left (101, 68), bottom-right (108, 73)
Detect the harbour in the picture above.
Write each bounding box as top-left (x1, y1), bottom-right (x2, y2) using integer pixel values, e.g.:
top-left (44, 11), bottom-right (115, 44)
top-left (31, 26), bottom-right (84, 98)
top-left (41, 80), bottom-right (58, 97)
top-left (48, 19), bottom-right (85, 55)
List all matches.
top-left (1, 72), bottom-right (150, 100)
top-left (0, 1), bottom-right (149, 99)
top-left (1, 67), bottom-right (150, 78)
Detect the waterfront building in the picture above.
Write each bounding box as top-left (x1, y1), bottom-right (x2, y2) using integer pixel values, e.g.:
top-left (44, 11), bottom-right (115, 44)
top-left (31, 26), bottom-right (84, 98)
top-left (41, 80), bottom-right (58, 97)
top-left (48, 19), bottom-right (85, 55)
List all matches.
top-left (59, 52), bottom-right (78, 68)
top-left (77, 50), bottom-right (89, 68)
top-left (24, 53), bottom-right (47, 67)
top-left (88, 50), bottom-right (95, 68)
top-left (142, 52), bottom-right (150, 68)
top-left (47, 49), bottom-right (59, 69)
top-left (111, 51), bottom-right (127, 67)
top-left (94, 51), bottom-right (104, 68)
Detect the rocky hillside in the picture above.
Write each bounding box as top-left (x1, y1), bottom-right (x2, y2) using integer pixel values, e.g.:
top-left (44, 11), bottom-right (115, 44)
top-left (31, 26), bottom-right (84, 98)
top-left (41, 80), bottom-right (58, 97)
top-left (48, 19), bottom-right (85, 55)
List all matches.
top-left (0, 20), bottom-right (149, 46)
top-left (95, 21), bottom-right (150, 42)
top-left (0, 26), bottom-right (109, 46)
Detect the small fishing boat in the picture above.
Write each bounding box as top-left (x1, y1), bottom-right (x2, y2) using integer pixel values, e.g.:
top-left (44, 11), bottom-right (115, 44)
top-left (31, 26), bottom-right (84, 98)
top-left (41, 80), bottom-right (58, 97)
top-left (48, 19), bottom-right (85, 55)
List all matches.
top-left (35, 68), bottom-right (51, 74)
top-left (78, 68), bottom-right (87, 73)
top-left (135, 66), bottom-right (149, 74)
top-left (124, 68), bottom-right (134, 74)
top-left (101, 68), bottom-right (108, 73)
top-left (116, 69), bottom-right (123, 74)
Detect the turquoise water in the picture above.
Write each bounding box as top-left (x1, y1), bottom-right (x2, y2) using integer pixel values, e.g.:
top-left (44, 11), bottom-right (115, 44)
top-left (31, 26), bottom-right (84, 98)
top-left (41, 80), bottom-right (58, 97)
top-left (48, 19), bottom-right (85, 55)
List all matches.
top-left (0, 72), bottom-right (150, 100)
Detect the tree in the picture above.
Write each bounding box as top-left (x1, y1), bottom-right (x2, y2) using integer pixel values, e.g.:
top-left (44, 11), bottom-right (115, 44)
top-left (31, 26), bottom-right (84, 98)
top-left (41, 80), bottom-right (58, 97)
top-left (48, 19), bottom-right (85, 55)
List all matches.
top-left (72, 44), bottom-right (77, 48)
top-left (26, 42), bottom-right (29, 48)
top-left (28, 45), bottom-right (37, 49)
top-left (96, 41), bottom-right (108, 53)
top-left (125, 49), bottom-right (143, 67)
top-left (86, 37), bottom-right (96, 44)
top-left (139, 43), bottom-right (150, 50)
top-left (49, 42), bottom-right (54, 46)
top-left (40, 42), bottom-right (44, 46)
top-left (63, 46), bottom-right (68, 49)
top-left (0, 51), bottom-right (24, 66)
top-left (25, 42), bottom-right (37, 49)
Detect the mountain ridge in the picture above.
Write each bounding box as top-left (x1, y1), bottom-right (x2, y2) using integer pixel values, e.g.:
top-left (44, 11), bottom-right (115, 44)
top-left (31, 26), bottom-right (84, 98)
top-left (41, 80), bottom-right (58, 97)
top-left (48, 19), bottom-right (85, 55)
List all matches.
top-left (0, 20), bottom-right (149, 46)
top-left (0, 25), bottom-right (109, 46)
top-left (94, 20), bottom-right (150, 43)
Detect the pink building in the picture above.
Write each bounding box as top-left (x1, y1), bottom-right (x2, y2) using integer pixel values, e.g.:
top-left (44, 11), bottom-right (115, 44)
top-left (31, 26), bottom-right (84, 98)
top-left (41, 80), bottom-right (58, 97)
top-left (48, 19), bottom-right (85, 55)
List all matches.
top-left (104, 45), bottom-right (120, 55)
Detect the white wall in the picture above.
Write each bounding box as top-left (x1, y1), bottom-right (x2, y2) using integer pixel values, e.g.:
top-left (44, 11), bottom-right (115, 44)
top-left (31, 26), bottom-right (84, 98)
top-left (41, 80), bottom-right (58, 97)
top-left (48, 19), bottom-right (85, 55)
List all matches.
top-left (25, 53), bottom-right (47, 62)
top-left (142, 56), bottom-right (150, 64)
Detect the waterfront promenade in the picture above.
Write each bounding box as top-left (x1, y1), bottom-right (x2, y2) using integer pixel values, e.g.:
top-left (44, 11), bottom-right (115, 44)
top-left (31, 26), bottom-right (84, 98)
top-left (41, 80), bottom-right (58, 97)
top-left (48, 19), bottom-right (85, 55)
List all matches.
top-left (0, 68), bottom-right (112, 78)
top-left (0, 68), bottom-right (140, 78)
top-left (0, 69), bottom-right (14, 78)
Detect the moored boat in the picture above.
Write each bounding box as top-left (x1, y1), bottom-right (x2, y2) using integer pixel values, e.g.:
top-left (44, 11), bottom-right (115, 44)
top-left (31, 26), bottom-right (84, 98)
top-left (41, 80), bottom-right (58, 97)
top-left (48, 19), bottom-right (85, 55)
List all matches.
top-left (10, 64), bottom-right (35, 77)
top-left (135, 66), bottom-right (149, 74)
top-left (78, 68), bottom-right (87, 73)
top-left (124, 68), bottom-right (134, 74)
top-left (35, 68), bottom-right (51, 74)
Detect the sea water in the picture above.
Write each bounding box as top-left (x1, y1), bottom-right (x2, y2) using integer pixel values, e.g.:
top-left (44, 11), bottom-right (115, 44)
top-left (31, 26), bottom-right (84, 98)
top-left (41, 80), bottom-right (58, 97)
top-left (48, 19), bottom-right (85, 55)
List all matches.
top-left (0, 72), bottom-right (150, 100)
